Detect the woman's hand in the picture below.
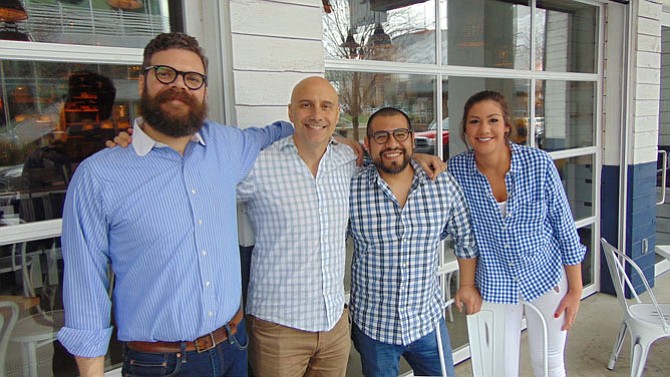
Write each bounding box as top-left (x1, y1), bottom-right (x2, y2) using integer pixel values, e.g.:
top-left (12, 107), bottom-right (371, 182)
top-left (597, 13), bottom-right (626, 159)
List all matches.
top-left (554, 289), bottom-right (581, 331)
top-left (455, 285), bottom-right (482, 315)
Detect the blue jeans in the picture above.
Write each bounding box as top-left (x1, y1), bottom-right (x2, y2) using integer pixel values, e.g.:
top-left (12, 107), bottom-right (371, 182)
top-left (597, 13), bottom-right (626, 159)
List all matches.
top-left (121, 318), bottom-right (248, 377)
top-left (352, 318), bottom-right (455, 377)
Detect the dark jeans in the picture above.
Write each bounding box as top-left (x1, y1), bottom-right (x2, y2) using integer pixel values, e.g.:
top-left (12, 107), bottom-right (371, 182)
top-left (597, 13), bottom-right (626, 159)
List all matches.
top-left (352, 318), bottom-right (455, 377)
top-left (121, 318), bottom-right (248, 377)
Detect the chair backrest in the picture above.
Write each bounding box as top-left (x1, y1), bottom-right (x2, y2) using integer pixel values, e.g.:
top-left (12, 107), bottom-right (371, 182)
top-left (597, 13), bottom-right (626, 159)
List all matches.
top-left (467, 300), bottom-right (548, 377)
top-left (600, 238), bottom-right (670, 333)
top-left (0, 301), bottom-right (19, 377)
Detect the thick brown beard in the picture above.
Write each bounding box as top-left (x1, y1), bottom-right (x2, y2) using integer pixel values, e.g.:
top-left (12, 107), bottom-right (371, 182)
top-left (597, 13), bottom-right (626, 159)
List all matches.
top-left (140, 87), bottom-right (207, 138)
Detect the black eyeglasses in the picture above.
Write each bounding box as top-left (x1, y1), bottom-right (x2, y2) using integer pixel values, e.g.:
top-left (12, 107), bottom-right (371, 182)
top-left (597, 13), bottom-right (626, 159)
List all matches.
top-left (144, 65), bottom-right (208, 90)
top-left (370, 128), bottom-right (412, 144)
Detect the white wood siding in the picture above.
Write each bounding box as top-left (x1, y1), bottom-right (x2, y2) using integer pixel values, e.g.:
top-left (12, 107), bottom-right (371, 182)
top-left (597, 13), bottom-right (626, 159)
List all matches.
top-left (227, 0), bottom-right (326, 127)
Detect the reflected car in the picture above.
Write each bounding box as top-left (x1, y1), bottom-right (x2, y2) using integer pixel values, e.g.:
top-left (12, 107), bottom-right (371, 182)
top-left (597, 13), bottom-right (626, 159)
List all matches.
top-left (414, 118), bottom-right (449, 160)
top-left (0, 164), bottom-right (24, 191)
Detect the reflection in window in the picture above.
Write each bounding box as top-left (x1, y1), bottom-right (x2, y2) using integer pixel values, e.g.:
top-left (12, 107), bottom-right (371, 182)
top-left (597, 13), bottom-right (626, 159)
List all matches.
top-left (554, 155), bottom-right (595, 222)
top-left (0, 0), bottom-right (182, 48)
top-left (538, 80), bottom-right (596, 151)
top-left (323, 0), bottom-right (436, 64)
top-left (536, 0), bottom-right (598, 73)
top-left (445, 0), bottom-right (531, 69)
top-left (0, 61), bottom-right (138, 224)
top-left (326, 71), bottom-right (435, 143)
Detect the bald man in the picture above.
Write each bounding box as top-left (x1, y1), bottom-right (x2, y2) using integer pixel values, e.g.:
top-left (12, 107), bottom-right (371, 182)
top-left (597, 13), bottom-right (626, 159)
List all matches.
top-left (237, 77), bottom-right (354, 377)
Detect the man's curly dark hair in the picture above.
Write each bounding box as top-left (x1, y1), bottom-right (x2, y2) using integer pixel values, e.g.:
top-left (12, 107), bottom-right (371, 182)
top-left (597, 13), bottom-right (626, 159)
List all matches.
top-left (142, 32), bottom-right (208, 73)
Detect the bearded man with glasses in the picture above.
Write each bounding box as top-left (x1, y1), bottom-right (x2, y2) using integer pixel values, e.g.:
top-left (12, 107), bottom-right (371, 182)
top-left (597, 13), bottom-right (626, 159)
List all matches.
top-left (348, 107), bottom-right (480, 377)
top-left (57, 32), bottom-right (293, 377)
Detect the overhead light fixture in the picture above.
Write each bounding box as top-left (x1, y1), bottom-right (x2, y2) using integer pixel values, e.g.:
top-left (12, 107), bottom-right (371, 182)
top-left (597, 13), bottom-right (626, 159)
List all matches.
top-left (368, 23), bottom-right (392, 49)
top-left (0, 0), bottom-right (28, 22)
top-left (340, 29), bottom-right (361, 58)
top-left (106, 0), bottom-right (143, 10)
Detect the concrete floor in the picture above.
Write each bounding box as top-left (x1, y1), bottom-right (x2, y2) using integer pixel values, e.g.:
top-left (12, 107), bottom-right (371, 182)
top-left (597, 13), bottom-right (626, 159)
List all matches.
top-left (454, 271), bottom-right (670, 377)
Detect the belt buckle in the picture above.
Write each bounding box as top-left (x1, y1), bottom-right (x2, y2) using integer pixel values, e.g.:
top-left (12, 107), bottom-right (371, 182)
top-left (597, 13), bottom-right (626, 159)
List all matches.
top-left (195, 332), bottom-right (217, 353)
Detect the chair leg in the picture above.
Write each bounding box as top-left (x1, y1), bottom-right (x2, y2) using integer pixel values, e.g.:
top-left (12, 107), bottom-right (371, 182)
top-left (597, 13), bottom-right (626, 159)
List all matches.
top-left (629, 339), bottom-right (651, 377)
top-left (608, 321), bottom-right (627, 370)
top-left (446, 271), bottom-right (454, 322)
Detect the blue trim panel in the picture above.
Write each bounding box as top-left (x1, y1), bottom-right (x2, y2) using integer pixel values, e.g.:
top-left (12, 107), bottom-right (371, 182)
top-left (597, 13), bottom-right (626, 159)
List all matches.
top-left (600, 162), bottom-right (657, 298)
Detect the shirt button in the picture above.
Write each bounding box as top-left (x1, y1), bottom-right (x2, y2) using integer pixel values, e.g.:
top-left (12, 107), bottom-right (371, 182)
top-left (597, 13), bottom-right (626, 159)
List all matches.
top-left (205, 281), bottom-right (211, 287)
top-left (208, 311), bottom-right (213, 317)
top-left (191, 189), bottom-right (196, 194)
top-left (202, 250), bottom-right (207, 256)
top-left (198, 219), bottom-right (203, 225)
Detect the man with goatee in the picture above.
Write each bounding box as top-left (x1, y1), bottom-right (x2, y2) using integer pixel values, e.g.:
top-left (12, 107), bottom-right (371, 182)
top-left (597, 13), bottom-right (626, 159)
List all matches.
top-left (57, 32), bottom-right (293, 377)
top-left (348, 107), bottom-right (478, 377)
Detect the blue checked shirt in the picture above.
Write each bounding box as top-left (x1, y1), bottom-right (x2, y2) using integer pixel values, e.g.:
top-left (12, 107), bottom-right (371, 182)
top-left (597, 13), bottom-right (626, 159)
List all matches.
top-left (349, 160), bottom-right (477, 345)
top-left (237, 137), bottom-right (357, 331)
top-left (58, 118), bottom-right (293, 357)
top-left (448, 143), bottom-right (586, 304)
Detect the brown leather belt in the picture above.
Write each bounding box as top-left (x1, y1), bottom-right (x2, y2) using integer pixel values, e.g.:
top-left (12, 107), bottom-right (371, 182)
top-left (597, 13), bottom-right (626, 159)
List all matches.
top-left (126, 308), bottom-right (244, 353)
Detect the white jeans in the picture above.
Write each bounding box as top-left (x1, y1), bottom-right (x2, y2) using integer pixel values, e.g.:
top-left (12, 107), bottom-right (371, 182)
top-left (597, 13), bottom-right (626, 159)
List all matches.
top-left (490, 273), bottom-right (569, 377)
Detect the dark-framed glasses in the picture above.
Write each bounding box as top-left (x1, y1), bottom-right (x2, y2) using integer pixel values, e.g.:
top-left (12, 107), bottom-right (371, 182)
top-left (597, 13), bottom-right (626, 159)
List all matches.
top-left (370, 128), bottom-right (412, 144)
top-left (144, 65), bottom-right (208, 90)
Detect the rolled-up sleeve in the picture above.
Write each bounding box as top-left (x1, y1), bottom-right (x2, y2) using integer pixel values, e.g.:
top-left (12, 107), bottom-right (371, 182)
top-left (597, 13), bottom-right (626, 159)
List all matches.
top-left (444, 172), bottom-right (479, 259)
top-left (57, 164), bottom-right (114, 357)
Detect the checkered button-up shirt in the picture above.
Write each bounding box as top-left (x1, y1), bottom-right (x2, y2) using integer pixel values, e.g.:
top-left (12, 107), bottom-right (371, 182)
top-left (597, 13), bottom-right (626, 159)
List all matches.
top-left (238, 137), bottom-right (357, 332)
top-left (349, 160), bottom-right (477, 345)
top-left (448, 143), bottom-right (586, 304)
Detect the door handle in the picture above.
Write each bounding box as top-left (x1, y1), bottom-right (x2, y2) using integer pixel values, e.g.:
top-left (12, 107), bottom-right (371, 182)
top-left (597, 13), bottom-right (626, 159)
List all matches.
top-left (658, 150), bottom-right (668, 205)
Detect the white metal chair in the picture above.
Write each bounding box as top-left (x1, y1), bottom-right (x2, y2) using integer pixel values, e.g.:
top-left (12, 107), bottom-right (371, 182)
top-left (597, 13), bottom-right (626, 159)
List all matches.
top-left (600, 238), bottom-right (670, 377)
top-left (0, 301), bottom-right (19, 377)
top-left (466, 300), bottom-right (548, 377)
top-left (0, 241), bottom-right (35, 298)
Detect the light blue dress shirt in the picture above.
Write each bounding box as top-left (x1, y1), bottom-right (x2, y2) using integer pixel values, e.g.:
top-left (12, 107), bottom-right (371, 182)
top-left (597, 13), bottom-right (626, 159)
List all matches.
top-left (349, 160), bottom-right (477, 345)
top-left (448, 143), bottom-right (586, 304)
top-left (57, 117), bottom-right (293, 357)
top-left (237, 137), bottom-right (357, 332)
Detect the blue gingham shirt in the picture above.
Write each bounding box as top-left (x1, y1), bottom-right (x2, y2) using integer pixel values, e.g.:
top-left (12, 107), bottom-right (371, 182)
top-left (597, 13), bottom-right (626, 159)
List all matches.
top-left (349, 160), bottom-right (477, 345)
top-left (448, 143), bottom-right (586, 304)
top-left (237, 137), bottom-right (357, 331)
top-left (58, 117), bottom-right (293, 357)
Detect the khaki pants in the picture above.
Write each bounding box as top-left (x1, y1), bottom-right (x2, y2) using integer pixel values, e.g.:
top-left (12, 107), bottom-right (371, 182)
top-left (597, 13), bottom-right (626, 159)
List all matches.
top-left (247, 308), bottom-right (351, 377)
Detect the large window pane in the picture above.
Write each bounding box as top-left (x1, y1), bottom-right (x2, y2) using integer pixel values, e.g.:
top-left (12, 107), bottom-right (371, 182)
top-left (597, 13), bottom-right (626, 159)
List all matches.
top-left (554, 154), bottom-right (595, 222)
top-left (327, 71), bottom-right (435, 143)
top-left (538, 80), bottom-right (596, 151)
top-left (0, 61), bottom-right (138, 225)
top-left (2, 0), bottom-right (181, 48)
top-left (444, 0), bottom-right (531, 69)
top-left (0, 236), bottom-right (122, 376)
top-left (536, 0), bottom-right (598, 73)
top-left (323, 0), bottom-right (436, 64)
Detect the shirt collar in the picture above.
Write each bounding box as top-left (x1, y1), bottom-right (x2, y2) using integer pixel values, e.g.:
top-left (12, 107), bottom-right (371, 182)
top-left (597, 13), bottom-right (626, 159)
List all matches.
top-left (277, 135), bottom-right (339, 153)
top-left (131, 117), bottom-right (205, 156)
